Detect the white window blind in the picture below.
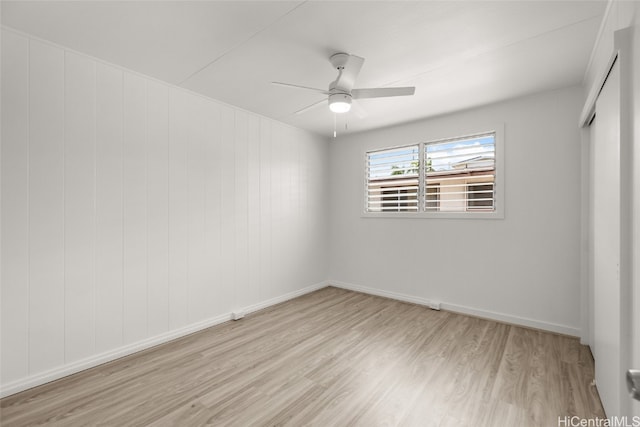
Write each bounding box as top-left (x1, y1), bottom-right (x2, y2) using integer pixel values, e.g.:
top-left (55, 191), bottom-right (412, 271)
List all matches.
top-left (425, 133), bottom-right (495, 212)
top-left (365, 132), bottom-right (497, 215)
top-left (366, 145), bottom-right (419, 212)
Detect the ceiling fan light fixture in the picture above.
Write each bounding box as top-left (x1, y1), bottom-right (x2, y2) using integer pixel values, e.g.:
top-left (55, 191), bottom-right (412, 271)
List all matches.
top-left (328, 93), bottom-right (352, 113)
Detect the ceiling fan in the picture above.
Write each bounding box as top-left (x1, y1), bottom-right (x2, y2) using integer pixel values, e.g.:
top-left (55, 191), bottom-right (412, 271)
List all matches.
top-left (273, 53), bottom-right (415, 115)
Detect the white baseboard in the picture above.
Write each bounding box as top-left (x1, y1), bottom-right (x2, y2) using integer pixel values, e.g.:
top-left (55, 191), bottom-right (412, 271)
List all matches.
top-left (242, 281), bottom-right (329, 315)
top-left (0, 281), bottom-right (328, 398)
top-left (1, 279), bottom-right (579, 398)
top-left (329, 280), bottom-right (580, 337)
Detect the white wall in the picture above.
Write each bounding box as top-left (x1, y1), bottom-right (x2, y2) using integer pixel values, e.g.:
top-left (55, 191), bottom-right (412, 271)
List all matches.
top-left (0, 28), bottom-right (329, 396)
top-left (329, 86), bottom-right (584, 335)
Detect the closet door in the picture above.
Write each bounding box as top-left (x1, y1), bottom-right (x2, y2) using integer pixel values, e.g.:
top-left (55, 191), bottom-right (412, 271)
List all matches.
top-left (591, 59), bottom-right (621, 416)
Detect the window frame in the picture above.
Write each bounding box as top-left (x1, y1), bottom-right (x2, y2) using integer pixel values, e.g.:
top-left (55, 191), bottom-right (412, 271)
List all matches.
top-left (362, 125), bottom-right (504, 219)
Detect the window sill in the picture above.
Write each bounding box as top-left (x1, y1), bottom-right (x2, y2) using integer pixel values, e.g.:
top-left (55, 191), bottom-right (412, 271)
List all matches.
top-left (361, 211), bottom-right (504, 220)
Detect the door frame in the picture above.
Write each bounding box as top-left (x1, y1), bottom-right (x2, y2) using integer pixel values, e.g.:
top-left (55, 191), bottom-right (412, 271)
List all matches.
top-left (580, 27), bottom-right (634, 417)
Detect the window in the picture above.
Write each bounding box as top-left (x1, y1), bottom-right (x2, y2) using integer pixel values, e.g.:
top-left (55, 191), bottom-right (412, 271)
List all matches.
top-left (365, 130), bottom-right (501, 218)
top-left (366, 146), bottom-right (419, 212)
top-left (425, 133), bottom-right (496, 213)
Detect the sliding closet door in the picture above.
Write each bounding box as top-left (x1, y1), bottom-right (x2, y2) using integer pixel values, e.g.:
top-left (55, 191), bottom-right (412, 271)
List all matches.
top-left (591, 60), bottom-right (622, 416)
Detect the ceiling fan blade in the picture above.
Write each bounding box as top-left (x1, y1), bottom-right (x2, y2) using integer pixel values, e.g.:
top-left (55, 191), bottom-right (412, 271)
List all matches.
top-left (293, 98), bottom-right (326, 115)
top-left (272, 82), bottom-right (329, 95)
top-left (334, 54), bottom-right (365, 91)
top-left (350, 100), bottom-right (367, 119)
top-left (352, 86), bottom-right (416, 99)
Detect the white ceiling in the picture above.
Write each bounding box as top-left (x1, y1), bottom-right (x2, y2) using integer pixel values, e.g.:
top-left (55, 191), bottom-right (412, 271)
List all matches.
top-left (1, 1), bottom-right (607, 137)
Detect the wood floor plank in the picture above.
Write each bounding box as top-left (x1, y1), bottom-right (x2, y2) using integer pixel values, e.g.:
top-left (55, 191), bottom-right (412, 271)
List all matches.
top-left (0, 287), bottom-right (605, 426)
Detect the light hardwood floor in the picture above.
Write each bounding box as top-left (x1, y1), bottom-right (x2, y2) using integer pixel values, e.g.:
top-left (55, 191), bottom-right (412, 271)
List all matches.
top-left (0, 287), bottom-right (605, 426)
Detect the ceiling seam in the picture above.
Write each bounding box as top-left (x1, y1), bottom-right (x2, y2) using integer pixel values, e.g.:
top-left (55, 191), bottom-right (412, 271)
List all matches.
top-left (177, 0), bottom-right (308, 87)
top-left (385, 14), bottom-right (605, 88)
